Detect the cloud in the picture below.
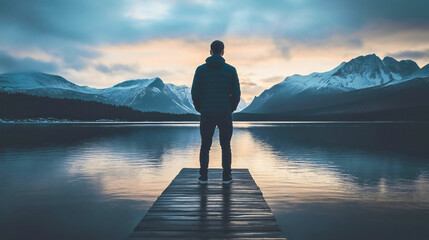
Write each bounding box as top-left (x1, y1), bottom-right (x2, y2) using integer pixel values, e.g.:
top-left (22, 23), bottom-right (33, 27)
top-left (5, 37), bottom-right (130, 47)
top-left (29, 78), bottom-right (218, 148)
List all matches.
top-left (95, 63), bottom-right (138, 74)
top-left (239, 78), bottom-right (268, 102)
top-left (0, 0), bottom-right (131, 71)
top-left (0, 0), bottom-right (428, 97)
top-left (241, 81), bottom-right (258, 87)
top-left (0, 50), bottom-right (58, 73)
top-left (261, 76), bottom-right (284, 84)
top-left (2, 0), bottom-right (428, 47)
top-left (60, 47), bottom-right (101, 70)
top-left (141, 70), bottom-right (172, 79)
top-left (389, 49), bottom-right (429, 60)
top-left (240, 75), bottom-right (286, 101)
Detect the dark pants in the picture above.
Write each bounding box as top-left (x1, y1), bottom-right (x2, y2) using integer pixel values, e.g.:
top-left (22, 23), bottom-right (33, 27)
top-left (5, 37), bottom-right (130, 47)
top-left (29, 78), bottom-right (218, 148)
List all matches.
top-left (199, 113), bottom-right (233, 177)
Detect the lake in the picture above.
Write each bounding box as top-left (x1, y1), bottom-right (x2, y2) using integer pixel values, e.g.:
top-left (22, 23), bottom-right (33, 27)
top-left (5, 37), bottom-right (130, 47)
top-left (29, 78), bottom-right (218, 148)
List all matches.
top-left (1, 122), bottom-right (429, 240)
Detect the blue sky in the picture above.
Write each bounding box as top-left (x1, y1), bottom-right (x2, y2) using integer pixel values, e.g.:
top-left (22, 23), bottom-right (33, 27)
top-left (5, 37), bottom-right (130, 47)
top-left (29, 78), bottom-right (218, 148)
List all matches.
top-left (1, 0), bottom-right (429, 101)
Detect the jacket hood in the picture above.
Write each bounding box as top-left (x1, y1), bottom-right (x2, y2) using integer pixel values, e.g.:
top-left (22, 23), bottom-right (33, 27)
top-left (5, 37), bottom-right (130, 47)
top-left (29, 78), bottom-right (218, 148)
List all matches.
top-left (205, 54), bottom-right (225, 69)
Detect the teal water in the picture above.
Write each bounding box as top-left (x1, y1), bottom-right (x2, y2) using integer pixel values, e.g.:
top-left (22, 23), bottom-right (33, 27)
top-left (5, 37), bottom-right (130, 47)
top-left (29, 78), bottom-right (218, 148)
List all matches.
top-left (1, 122), bottom-right (429, 240)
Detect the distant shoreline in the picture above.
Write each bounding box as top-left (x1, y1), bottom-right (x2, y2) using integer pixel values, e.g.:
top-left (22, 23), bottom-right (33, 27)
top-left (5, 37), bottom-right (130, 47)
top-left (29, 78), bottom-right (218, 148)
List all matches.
top-left (3, 91), bottom-right (429, 123)
top-left (2, 118), bottom-right (429, 124)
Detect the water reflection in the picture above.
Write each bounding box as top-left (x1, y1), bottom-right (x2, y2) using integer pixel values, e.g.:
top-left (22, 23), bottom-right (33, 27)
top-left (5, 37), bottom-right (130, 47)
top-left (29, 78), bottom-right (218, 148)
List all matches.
top-left (65, 126), bottom-right (201, 201)
top-left (242, 124), bottom-right (429, 209)
top-left (199, 183), bottom-right (208, 225)
top-left (222, 184), bottom-right (231, 229)
top-left (1, 122), bottom-right (429, 240)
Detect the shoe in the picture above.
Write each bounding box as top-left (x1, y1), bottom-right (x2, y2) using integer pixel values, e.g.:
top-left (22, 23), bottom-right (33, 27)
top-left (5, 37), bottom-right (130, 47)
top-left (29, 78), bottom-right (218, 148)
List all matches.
top-left (222, 174), bottom-right (233, 184)
top-left (198, 175), bottom-right (208, 184)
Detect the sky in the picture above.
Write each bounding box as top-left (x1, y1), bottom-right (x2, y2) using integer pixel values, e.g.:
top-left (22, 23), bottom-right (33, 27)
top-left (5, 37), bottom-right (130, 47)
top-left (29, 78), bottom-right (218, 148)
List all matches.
top-left (1, 0), bottom-right (429, 102)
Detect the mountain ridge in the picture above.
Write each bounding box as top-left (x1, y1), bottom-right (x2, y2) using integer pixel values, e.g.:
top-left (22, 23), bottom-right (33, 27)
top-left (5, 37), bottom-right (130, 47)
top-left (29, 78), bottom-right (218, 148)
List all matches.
top-left (1, 54), bottom-right (427, 119)
top-left (0, 72), bottom-right (248, 114)
top-left (235, 76), bottom-right (429, 121)
top-left (243, 54), bottom-right (429, 114)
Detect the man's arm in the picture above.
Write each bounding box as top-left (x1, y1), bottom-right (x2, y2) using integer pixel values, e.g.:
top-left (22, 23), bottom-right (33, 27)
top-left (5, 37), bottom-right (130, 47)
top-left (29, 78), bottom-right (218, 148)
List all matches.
top-left (230, 68), bottom-right (241, 112)
top-left (191, 67), bottom-right (201, 113)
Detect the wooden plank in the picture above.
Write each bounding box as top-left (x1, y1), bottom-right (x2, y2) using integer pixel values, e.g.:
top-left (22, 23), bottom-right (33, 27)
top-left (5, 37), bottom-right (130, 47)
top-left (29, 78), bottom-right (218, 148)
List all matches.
top-left (129, 230), bottom-right (286, 238)
top-left (127, 168), bottom-right (286, 239)
top-left (140, 215), bottom-right (277, 221)
top-left (152, 203), bottom-right (270, 208)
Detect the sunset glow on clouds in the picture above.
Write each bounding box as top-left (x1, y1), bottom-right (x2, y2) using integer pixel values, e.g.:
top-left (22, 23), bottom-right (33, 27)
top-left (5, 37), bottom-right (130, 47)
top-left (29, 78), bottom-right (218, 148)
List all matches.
top-left (1, 0), bottom-right (429, 102)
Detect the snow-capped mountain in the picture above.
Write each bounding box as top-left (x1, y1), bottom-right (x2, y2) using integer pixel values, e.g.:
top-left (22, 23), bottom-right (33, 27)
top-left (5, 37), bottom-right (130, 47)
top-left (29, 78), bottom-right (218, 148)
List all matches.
top-left (0, 72), bottom-right (247, 114)
top-left (243, 54), bottom-right (429, 113)
top-left (0, 72), bottom-right (112, 103)
top-left (98, 78), bottom-right (197, 113)
top-left (0, 72), bottom-right (84, 91)
top-left (0, 73), bottom-right (197, 114)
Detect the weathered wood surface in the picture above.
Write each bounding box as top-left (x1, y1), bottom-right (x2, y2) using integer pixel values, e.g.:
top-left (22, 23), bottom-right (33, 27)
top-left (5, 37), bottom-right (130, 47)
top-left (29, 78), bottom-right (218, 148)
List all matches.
top-left (128, 168), bottom-right (286, 240)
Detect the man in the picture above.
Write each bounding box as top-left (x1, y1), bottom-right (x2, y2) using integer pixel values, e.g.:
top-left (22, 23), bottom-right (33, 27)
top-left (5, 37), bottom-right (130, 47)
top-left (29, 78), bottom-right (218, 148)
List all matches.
top-left (191, 40), bottom-right (241, 184)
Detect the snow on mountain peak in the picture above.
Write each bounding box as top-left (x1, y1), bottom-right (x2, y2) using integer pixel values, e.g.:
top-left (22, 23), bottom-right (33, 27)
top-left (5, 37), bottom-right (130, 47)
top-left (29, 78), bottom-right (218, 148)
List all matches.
top-left (276, 54), bottom-right (424, 92)
top-left (333, 54), bottom-right (385, 77)
top-left (111, 78), bottom-right (157, 88)
top-left (0, 73), bottom-right (198, 114)
top-left (147, 77), bottom-right (165, 90)
top-left (243, 54), bottom-right (428, 113)
top-left (0, 72), bottom-right (81, 91)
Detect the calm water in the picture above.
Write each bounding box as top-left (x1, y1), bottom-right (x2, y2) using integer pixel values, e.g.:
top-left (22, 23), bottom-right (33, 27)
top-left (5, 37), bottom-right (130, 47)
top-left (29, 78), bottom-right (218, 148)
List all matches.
top-left (1, 122), bottom-right (429, 240)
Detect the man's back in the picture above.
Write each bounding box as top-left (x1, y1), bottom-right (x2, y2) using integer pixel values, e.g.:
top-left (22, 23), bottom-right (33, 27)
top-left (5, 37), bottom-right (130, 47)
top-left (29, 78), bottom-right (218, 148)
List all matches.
top-left (191, 40), bottom-right (240, 185)
top-left (191, 54), bottom-right (240, 114)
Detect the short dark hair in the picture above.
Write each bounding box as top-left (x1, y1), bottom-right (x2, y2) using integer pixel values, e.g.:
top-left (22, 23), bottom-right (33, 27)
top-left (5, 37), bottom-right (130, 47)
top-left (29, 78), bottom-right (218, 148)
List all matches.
top-left (210, 40), bottom-right (224, 55)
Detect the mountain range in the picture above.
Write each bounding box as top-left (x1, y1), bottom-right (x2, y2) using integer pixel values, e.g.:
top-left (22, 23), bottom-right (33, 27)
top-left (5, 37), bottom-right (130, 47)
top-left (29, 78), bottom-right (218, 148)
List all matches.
top-left (1, 54), bottom-right (428, 120)
top-left (0, 73), bottom-right (247, 114)
top-left (241, 54), bottom-right (429, 119)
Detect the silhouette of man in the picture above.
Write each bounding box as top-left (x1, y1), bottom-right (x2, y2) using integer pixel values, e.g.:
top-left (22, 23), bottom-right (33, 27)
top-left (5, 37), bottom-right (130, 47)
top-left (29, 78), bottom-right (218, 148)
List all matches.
top-left (191, 40), bottom-right (241, 184)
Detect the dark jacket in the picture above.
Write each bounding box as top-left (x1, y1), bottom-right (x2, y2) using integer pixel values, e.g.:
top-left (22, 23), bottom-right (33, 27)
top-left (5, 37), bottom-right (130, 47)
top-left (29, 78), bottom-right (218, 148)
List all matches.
top-left (191, 54), bottom-right (241, 114)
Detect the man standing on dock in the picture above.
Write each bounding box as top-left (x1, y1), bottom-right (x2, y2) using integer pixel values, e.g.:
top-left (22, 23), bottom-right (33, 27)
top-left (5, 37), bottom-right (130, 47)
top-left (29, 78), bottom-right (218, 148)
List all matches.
top-left (191, 40), bottom-right (241, 185)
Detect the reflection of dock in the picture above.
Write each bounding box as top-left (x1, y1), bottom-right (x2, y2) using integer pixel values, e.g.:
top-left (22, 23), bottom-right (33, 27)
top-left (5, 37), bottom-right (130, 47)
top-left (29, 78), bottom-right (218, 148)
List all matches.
top-left (128, 168), bottom-right (286, 239)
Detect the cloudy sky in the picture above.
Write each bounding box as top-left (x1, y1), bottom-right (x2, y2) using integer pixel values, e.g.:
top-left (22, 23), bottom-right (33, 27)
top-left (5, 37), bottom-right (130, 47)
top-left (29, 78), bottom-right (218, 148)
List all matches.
top-left (1, 0), bottom-right (429, 102)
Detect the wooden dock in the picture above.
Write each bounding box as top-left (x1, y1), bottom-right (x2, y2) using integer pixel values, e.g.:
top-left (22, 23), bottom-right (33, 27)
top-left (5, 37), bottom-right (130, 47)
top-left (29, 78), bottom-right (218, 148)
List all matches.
top-left (128, 168), bottom-right (286, 239)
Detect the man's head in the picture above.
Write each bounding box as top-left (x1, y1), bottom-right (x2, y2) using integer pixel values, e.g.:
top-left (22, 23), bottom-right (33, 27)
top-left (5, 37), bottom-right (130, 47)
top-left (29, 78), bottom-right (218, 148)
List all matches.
top-left (210, 40), bottom-right (224, 56)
